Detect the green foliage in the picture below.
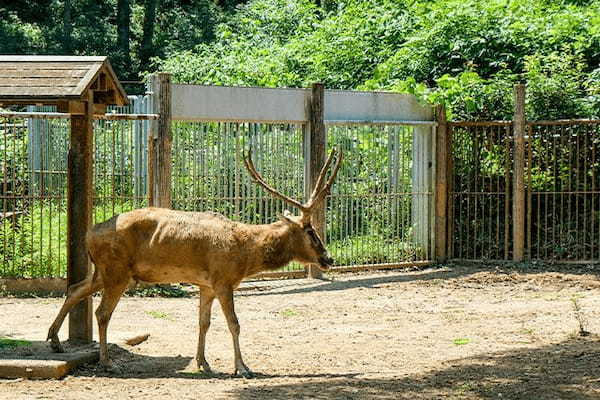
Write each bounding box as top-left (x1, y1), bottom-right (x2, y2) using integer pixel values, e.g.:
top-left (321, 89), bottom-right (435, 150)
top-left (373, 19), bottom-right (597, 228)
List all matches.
top-left (158, 0), bottom-right (600, 120)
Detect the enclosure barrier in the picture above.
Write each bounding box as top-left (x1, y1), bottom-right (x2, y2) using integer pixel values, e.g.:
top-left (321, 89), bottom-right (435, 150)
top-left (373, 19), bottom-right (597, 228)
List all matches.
top-left (446, 86), bottom-right (600, 263)
top-left (163, 79), bottom-right (437, 278)
top-left (4, 79), bottom-right (597, 285)
top-left (0, 107), bottom-right (157, 279)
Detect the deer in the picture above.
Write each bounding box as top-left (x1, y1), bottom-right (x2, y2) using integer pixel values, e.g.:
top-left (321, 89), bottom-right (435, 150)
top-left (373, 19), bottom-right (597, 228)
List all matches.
top-left (46, 148), bottom-right (342, 377)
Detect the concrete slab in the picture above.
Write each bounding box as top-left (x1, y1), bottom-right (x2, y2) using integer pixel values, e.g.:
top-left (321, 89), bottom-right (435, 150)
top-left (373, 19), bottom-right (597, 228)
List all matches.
top-left (0, 340), bottom-right (98, 379)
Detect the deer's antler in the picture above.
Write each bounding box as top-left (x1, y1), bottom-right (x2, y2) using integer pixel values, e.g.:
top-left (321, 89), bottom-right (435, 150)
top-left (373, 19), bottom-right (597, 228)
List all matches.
top-left (305, 149), bottom-right (343, 209)
top-left (243, 148), bottom-right (308, 212)
top-left (242, 148), bottom-right (343, 215)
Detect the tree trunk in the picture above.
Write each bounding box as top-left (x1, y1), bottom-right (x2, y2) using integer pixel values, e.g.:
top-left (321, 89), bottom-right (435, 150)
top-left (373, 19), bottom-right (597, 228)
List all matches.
top-left (116, 0), bottom-right (132, 77)
top-left (63, 0), bottom-right (72, 53)
top-left (139, 0), bottom-right (158, 71)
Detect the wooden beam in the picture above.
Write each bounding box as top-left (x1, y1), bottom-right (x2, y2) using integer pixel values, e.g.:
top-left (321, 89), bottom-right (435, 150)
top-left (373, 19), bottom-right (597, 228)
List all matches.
top-left (148, 73), bottom-right (172, 208)
top-left (513, 84), bottom-right (526, 262)
top-left (67, 91), bottom-right (94, 343)
top-left (92, 103), bottom-right (107, 115)
top-left (306, 83), bottom-right (326, 279)
top-left (57, 100), bottom-right (85, 115)
top-left (434, 104), bottom-right (448, 262)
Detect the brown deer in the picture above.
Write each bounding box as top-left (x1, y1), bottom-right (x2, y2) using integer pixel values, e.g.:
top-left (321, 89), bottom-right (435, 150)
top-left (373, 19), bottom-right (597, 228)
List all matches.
top-left (47, 148), bottom-right (342, 377)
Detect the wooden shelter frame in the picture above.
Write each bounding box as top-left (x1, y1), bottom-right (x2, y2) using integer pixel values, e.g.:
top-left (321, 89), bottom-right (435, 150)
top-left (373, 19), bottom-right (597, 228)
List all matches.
top-left (0, 56), bottom-right (129, 342)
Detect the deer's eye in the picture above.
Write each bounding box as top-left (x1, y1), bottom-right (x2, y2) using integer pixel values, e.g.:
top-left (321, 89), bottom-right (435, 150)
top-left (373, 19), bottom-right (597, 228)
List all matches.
top-left (306, 229), bottom-right (319, 244)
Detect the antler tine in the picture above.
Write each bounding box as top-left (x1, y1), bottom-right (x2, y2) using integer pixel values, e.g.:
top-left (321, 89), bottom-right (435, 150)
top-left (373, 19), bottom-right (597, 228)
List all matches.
top-left (243, 148), bottom-right (307, 212)
top-left (308, 149), bottom-right (343, 207)
top-left (307, 148), bottom-right (336, 205)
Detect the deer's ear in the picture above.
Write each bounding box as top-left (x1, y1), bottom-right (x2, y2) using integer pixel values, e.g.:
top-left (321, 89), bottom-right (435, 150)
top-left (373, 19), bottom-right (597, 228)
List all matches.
top-left (278, 212), bottom-right (294, 224)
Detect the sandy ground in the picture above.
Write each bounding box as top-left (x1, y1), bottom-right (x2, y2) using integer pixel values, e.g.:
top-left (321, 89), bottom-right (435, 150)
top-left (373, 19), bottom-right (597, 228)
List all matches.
top-left (1, 263), bottom-right (600, 399)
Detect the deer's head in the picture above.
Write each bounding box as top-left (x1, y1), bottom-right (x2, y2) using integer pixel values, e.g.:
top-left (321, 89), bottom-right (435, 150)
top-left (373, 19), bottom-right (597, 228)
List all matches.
top-left (243, 148), bottom-right (343, 271)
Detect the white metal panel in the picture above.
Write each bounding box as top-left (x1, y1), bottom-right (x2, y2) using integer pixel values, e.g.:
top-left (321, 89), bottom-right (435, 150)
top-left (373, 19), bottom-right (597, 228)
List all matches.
top-left (324, 89), bottom-right (433, 122)
top-left (170, 84), bottom-right (434, 123)
top-left (171, 84), bottom-right (309, 122)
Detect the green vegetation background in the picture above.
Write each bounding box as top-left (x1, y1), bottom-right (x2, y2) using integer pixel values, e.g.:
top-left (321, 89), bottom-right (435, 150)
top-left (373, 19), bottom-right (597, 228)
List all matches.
top-left (2, 0), bottom-right (600, 120)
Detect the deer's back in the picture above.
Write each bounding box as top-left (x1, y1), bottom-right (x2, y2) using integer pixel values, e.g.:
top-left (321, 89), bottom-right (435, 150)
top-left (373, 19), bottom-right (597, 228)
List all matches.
top-left (87, 207), bottom-right (252, 285)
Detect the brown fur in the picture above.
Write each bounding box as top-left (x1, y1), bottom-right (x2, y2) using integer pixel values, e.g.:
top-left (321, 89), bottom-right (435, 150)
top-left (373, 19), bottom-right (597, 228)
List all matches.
top-left (47, 150), bottom-right (342, 376)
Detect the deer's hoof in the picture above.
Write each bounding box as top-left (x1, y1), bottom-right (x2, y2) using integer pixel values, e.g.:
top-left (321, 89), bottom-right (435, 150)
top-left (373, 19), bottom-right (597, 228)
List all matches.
top-left (100, 361), bottom-right (121, 374)
top-left (235, 367), bottom-right (254, 379)
top-left (49, 339), bottom-right (64, 353)
top-left (197, 360), bottom-right (213, 375)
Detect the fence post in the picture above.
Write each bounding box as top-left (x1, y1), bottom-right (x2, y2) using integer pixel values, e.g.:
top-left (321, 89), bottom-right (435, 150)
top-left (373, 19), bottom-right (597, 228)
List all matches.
top-left (434, 104), bottom-right (448, 262)
top-left (306, 83), bottom-right (326, 279)
top-left (67, 93), bottom-right (94, 342)
top-left (513, 84), bottom-right (526, 261)
top-left (148, 72), bottom-right (172, 208)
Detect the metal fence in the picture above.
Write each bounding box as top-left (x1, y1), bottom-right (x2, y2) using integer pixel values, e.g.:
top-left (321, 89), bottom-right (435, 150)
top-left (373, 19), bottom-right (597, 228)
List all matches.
top-left (171, 121), bottom-right (306, 273)
top-left (326, 123), bottom-right (432, 269)
top-left (0, 114), bottom-right (69, 278)
top-left (448, 122), bottom-right (513, 260)
top-left (169, 121), bottom-right (433, 273)
top-left (448, 119), bottom-right (600, 262)
top-left (526, 121), bottom-right (600, 261)
top-left (0, 98), bottom-right (151, 278)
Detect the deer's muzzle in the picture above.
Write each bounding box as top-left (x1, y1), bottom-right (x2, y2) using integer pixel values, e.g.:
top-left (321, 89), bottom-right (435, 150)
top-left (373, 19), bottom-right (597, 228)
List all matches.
top-left (318, 255), bottom-right (334, 270)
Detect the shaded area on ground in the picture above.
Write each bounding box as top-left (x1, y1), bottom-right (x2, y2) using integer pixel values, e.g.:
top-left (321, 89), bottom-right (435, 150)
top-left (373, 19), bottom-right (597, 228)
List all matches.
top-left (231, 337), bottom-right (600, 400)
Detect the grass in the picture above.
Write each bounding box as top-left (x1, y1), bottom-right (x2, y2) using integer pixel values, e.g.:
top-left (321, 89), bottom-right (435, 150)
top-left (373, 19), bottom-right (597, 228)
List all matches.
top-left (453, 338), bottom-right (470, 346)
top-left (0, 337), bottom-right (31, 349)
top-left (279, 308), bottom-right (299, 318)
top-left (328, 235), bottom-right (425, 266)
top-left (0, 201), bottom-right (140, 279)
top-left (145, 310), bottom-right (172, 320)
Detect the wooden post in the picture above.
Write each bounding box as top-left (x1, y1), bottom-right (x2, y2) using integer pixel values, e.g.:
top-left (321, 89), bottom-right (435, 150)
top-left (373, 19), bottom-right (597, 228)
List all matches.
top-left (513, 84), bottom-right (526, 261)
top-left (434, 104), bottom-right (448, 262)
top-left (67, 93), bottom-right (94, 342)
top-left (149, 72), bottom-right (172, 208)
top-left (306, 83), bottom-right (326, 279)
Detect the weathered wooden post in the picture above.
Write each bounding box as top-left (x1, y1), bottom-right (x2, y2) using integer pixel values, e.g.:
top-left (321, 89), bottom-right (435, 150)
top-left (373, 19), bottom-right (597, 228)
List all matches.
top-left (67, 93), bottom-right (94, 342)
top-left (148, 73), bottom-right (172, 208)
top-left (306, 83), bottom-right (326, 279)
top-left (435, 104), bottom-right (448, 262)
top-left (513, 84), bottom-right (526, 261)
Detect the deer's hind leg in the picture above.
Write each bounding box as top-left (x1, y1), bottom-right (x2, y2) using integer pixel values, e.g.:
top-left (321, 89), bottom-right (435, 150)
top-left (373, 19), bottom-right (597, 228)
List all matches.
top-left (216, 286), bottom-right (252, 377)
top-left (95, 266), bottom-right (130, 370)
top-left (47, 268), bottom-right (103, 352)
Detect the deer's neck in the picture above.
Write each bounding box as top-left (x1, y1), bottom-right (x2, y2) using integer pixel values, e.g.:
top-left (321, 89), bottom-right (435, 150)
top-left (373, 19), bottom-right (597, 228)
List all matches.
top-left (249, 222), bottom-right (294, 274)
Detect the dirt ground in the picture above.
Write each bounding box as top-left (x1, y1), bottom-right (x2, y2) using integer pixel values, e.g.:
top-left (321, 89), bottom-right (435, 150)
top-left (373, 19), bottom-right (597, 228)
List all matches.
top-left (2, 263), bottom-right (600, 399)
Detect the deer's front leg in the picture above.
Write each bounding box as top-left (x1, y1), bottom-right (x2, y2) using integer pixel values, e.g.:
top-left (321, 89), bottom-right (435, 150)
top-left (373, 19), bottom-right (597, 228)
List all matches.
top-left (216, 287), bottom-right (253, 377)
top-left (196, 287), bottom-right (215, 373)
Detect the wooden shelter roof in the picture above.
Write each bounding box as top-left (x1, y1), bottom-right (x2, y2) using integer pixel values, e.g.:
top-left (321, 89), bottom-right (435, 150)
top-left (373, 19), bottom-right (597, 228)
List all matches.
top-left (0, 56), bottom-right (127, 105)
